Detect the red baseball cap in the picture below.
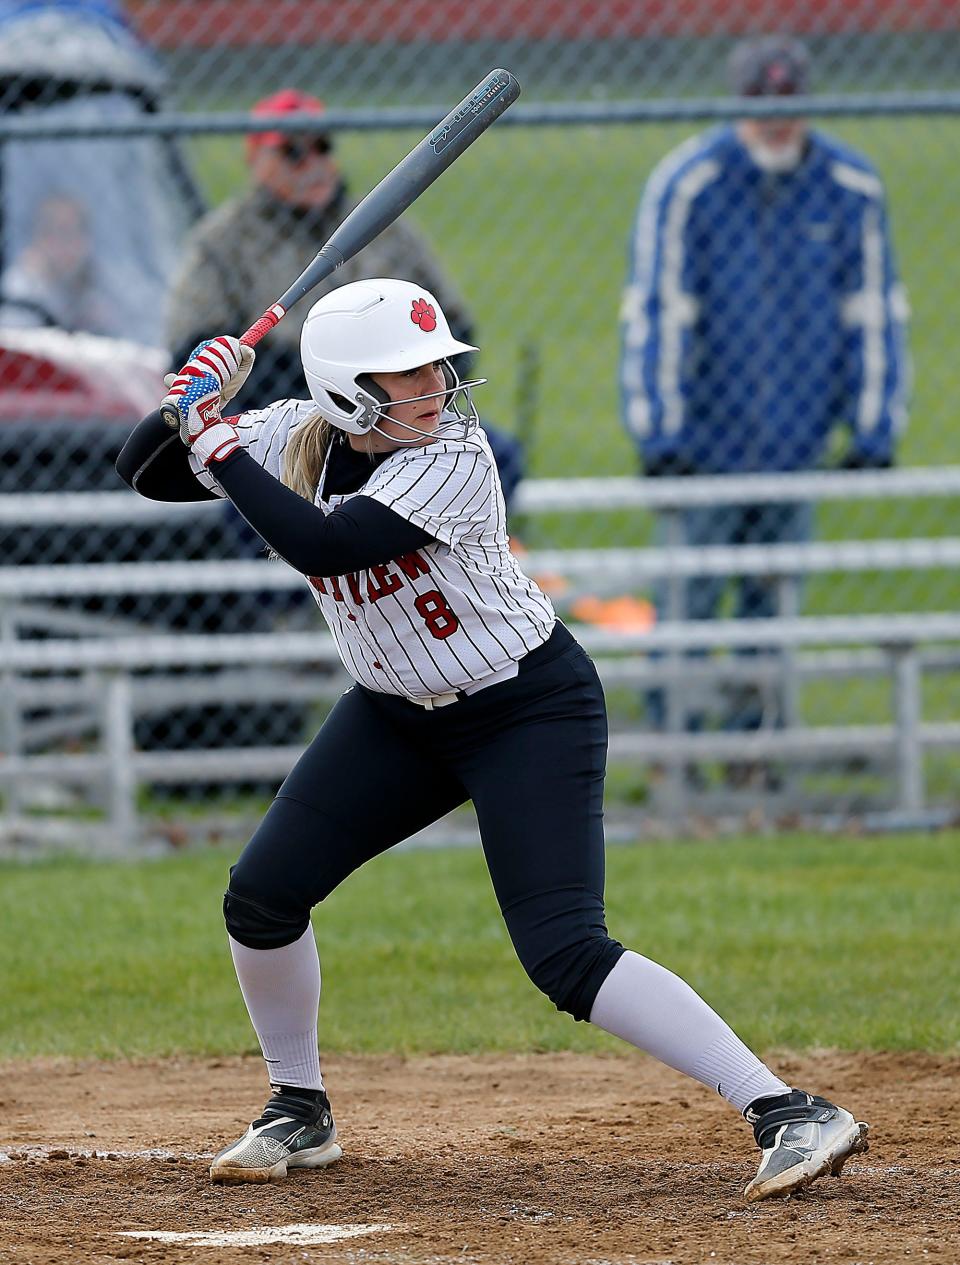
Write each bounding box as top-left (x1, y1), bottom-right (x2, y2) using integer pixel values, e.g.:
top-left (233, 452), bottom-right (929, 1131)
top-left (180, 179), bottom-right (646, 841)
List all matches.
top-left (246, 89), bottom-right (329, 158)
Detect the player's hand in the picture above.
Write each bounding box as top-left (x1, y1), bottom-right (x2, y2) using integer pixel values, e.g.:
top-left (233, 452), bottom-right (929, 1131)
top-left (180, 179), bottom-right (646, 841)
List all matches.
top-left (162, 336), bottom-right (252, 466)
top-left (219, 341), bottom-right (256, 405)
top-left (182, 335), bottom-right (256, 404)
top-left (162, 341), bottom-right (255, 405)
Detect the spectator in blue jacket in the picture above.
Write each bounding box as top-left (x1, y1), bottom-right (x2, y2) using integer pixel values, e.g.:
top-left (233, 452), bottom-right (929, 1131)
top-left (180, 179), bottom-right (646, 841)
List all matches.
top-left (619, 35), bottom-right (909, 770)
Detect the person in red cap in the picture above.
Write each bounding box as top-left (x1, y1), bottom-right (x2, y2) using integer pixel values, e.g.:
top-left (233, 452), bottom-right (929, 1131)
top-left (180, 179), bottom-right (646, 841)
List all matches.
top-left (166, 87), bottom-right (476, 414)
top-left (243, 89), bottom-right (342, 216)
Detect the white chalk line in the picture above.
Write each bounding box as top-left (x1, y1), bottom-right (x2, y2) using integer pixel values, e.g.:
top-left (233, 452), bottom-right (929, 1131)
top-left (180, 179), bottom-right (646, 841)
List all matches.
top-left (0, 1146), bottom-right (212, 1162)
top-left (118, 1224), bottom-right (395, 1248)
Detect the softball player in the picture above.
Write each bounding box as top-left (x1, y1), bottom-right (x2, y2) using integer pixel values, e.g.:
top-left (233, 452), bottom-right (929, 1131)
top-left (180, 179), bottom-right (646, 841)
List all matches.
top-left (117, 278), bottom-right (868, 1201)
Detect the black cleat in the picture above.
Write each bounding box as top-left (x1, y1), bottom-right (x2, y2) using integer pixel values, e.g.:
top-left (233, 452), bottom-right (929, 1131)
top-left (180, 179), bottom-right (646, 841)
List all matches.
top-left (210, 1085), bottom-right (341, 1184)
top-left (743, 1089), bottom-right (869, 1202)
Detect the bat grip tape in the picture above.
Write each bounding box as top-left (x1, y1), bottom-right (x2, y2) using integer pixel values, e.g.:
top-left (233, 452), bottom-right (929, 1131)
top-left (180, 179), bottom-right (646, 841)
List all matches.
top-left (241, 305), bottom-right (286, 348)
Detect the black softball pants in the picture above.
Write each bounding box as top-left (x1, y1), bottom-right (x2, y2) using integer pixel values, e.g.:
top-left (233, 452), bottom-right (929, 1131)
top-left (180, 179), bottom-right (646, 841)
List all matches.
top-left (225, 623), bottom-right (624, 1021)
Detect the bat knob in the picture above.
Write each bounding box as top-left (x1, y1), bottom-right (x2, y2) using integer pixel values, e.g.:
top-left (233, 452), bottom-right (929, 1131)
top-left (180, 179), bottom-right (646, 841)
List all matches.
top-left (160, 401), bottom-right (182, 430)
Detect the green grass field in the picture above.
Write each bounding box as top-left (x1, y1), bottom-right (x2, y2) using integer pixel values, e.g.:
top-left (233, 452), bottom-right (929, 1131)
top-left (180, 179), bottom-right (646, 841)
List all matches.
top-left (2, 832), bottom-right (957, 1061)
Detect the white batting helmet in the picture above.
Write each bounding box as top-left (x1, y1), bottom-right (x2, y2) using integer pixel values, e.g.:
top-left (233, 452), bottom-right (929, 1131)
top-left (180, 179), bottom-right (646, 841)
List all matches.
top-left (300, 277), bottom-right (480, 438)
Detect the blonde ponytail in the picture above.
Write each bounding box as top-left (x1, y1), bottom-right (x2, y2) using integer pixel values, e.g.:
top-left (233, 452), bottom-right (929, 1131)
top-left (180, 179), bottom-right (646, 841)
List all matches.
top-left (281, 410), bottom-right (335, 502)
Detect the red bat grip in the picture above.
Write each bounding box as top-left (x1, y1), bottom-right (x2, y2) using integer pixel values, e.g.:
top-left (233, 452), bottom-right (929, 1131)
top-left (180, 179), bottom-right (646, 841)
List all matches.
top-left (240, 305), bottom-right (286, 348)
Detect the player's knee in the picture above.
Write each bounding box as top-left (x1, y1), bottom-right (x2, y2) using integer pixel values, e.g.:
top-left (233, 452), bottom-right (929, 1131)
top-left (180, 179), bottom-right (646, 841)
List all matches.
top-left (522, 935), bottom-right (624, 1021)
top-left (222, 883), bottom-right (310, 950)
top-left (506, 890), bottom-right (625, 1021)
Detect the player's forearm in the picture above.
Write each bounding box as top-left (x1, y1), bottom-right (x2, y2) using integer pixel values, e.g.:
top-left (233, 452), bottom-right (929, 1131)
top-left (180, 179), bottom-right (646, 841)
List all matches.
top-left (116, 411), bottom-right (221, 502)
top-left (211, 449), bottom-right (433, 575)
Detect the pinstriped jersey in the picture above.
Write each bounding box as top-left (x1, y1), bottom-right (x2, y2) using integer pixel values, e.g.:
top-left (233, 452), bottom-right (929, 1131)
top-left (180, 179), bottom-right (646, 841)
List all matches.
top-left (192, 399), bottom-right (555, 700)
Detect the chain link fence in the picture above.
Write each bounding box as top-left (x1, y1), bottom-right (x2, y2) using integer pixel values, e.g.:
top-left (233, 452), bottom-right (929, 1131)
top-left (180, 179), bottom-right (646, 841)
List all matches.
top-left (1, 0), bottom-right (959, 842)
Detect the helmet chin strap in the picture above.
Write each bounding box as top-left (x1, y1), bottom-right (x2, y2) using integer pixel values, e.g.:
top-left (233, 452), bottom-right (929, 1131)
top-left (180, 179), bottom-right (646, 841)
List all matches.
top-left (369, 378), bottom-right (485, 445)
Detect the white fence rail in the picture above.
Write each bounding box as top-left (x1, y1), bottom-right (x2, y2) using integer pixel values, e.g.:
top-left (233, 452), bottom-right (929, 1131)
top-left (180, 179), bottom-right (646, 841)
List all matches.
top-left (3, 469), bottom-right (960, 849)
top-left (2, 616), bottom-right (959, 845)
top-left (4, 536), bottom-right (960, 600)
top-left (4, 466), bottom-right (960, 524)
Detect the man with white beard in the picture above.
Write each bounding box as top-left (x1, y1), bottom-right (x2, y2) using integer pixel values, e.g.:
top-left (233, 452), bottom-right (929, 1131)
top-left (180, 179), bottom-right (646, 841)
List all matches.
top-left (618, 35), bottom-right (909, 780)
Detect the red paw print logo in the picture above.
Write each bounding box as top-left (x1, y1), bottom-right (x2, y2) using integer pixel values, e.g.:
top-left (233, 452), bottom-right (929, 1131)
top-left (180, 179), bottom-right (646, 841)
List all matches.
top-left (410, 298), bottom-right (437, 332)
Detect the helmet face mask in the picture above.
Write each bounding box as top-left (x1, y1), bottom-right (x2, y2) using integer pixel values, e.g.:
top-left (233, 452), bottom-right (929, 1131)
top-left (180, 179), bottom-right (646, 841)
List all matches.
top-left (355, 360), bottom-right (484, 445)
top-left (300, 278), bottom-right (484, 441)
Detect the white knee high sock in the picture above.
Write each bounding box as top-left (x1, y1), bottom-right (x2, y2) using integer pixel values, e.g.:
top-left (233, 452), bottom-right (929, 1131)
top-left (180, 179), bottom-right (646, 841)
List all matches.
top-left (228, 928), bottom-right (324, 1091)
top-left (589, 950), bottom-right (790, 1113)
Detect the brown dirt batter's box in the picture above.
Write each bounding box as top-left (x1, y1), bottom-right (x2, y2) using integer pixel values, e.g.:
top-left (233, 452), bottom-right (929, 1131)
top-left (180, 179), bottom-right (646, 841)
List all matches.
top-left (1, 1049), bottom-right (957, 1265)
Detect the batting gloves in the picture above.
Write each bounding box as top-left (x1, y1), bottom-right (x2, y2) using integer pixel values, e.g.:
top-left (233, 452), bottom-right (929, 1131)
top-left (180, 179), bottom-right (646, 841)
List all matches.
top-left (162, 336), bottom-right (256, 467)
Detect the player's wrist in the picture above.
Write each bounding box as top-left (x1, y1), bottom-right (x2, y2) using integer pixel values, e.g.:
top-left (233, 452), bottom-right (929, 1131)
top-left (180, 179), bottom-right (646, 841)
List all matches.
top-left (191, 420), bottom-right (241, 466)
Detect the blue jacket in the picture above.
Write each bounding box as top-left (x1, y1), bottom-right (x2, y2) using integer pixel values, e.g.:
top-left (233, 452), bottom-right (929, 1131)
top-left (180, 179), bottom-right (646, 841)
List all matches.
top-left (619, 126), bottom-right (909, 473)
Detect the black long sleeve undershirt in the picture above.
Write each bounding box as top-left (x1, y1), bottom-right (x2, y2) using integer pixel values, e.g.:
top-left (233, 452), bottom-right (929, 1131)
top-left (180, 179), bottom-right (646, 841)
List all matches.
top-left (116, 411), bottom-right (221, 502)
top-left (116, 411), bottom-right (434, 577)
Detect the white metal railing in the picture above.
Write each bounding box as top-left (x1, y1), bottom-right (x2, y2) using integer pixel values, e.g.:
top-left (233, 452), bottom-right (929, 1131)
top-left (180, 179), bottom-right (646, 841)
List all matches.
top-left (3, 535), bottom-right (960, 600)
top-left (4, 466), bottom-right (960, 524)
top-left (4, 469), bottom-right (960, 847)
top-left (5, 613), bottom-right (960, 671)
top-left (513, 466), bottom-right (960, 511)
top-left (2, 613), bottom-right (959, 845)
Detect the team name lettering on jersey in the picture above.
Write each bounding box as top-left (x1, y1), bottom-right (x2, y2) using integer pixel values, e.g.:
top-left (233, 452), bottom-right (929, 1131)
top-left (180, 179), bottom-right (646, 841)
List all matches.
top-left (308, 549), bottom-right (432, 605)
top-left (308, 550), bottom-right (461, 642)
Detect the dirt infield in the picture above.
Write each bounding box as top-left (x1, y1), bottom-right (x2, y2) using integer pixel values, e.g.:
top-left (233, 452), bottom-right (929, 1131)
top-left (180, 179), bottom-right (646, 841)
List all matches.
top-left (1, 1050), bottom-right (957, 1265)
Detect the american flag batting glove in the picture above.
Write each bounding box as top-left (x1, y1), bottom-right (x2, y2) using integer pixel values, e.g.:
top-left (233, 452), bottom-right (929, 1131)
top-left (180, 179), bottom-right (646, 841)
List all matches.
top-left (162, 336), bottom-right (248, 466)
top-left (185, 336), bottom-right (256, 405)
